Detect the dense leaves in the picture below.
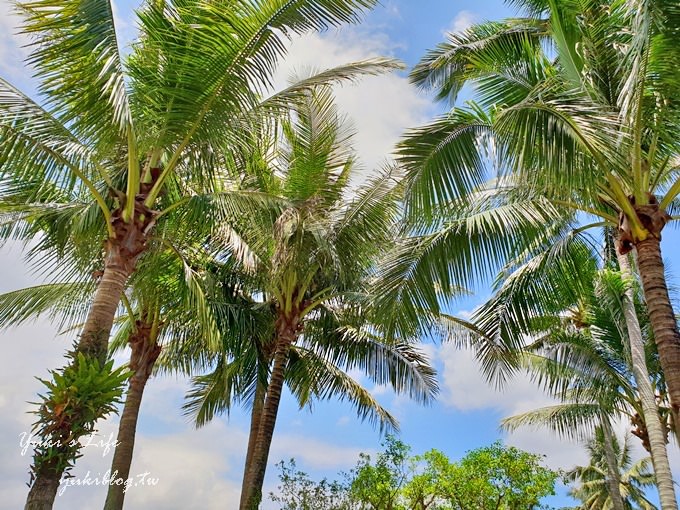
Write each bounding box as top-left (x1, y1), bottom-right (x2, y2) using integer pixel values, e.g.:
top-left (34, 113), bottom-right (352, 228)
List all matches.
top-left (269, 437), bottom-right (558, 510)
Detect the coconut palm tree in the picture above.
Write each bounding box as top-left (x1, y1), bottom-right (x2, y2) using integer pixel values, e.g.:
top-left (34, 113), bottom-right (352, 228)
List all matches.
top-left (434, 209), bottom-right (676, 510)
top-left (493, 263), bottom-right (676, 508)
top-left (0, 1), bottom-right (402, 506)
top-left (566, 428), bottom-right (658, 510)
top-left (181, 86), bottom-right (438, 510)
top-left (397, 0), bottom-right (680, 437)
top-left (184, 261), bottom-right (437, 510)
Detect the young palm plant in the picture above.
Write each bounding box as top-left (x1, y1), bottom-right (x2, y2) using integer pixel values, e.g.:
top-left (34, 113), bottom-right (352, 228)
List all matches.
top-left (0, 1), bottom-right (402, 506)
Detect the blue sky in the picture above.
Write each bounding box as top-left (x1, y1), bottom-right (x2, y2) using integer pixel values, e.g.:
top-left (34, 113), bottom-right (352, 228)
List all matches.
top-left (0, 0), bottom-right (679, 508)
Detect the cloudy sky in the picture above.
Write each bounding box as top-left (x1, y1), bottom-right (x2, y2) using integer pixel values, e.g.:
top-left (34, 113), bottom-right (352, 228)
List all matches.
top-left (1, 0), bottom-right (679, 509)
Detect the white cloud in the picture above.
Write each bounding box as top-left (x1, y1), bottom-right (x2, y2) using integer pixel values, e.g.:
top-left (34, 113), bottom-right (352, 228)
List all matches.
top-left (382, 1), bottom-right (401, 19)
top-left (505, 426), bottom-right (589, 471)
top-left (439, 344), bottom-right (552, 412)
top-left (437, 343), bottom-right (592, 469)
top-left (0, 0), bottom-right (32, 86)
top-left (270, 433), bottom-right (366, 470)
top-left (443, 10), bottom-right (479, 36)
top-left (275, 28), bottom-right (432, 175)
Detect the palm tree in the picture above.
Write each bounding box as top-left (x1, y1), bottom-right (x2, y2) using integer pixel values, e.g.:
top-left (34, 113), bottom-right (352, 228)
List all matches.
top-left (101, 243), bottom-right (234, 510)
top-left (0, 239), bottom-right (237, 510)
top-left (185, 263), bottom-right (436, 510)
top-left (566, 428), bottom-right (658, 510)
top-left (0, 1), bottom-right (400, 506)
top-left (397, 0), bottom-right (680, 437)
top-left (248, 90), bottom-right (436, 509)
top-left (191, 87), bottom-right (438, 510)
top-left (491, 262), bottom-right (676, 508)
top-left (421, 196), bottom-right (677, 509)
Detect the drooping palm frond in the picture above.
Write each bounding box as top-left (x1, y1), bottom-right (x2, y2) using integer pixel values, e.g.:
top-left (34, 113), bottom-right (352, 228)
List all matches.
top-left (0, 78), bottom-right (106, 196)
top-left (303, 310), bottom-right (439, 405)
top-left (501, 402), bottom-right (604, 441)
top-left (16, 0), bottom-right (133, 151)
top-left (0, 281), bottom-right (95, 331)
top-left (182, 354), bottom-right (258, 427)
top-left (373, 186), bottom-right (562, 340)
top-left (286, 346), bottom-right (400, 433)
top-left (411, 18), bottom-right (548, 105)
top-left (397, 106), bottom-right (495, 220)
top-left (462, 224), bottom-right (601, 370)
top-left (257, 58), bottom-right (405, 115)
top-left (128, 0), bottom-right (379, 167)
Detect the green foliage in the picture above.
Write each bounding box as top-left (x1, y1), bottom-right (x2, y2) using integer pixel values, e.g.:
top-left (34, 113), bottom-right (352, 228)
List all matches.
top-left (440, 441), bottom-right (557, 510)
top-left (270, 438), bottom-right (558, 510)
top-left (270, 459), bottom-right (353, 510)
top-left (350, 435), bottom-right (411, 509)
top-left (29, 353), bottom-right (130, 484)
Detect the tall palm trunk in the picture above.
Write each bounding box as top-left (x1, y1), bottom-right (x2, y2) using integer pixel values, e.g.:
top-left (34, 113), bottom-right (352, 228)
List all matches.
top-left (25, 256), bottom-right (135, 510)
top-left (617, 251), bottom-right (678, 510)
top-left (25, 201), bottom-right (152, 510)
top-left (103, 319), bottom-right (161, 510)
top-left (599, 418), bottom-right (625, 510)
top-left (635, 235), bottom-right (680, 438)
top-left (240, 371), bottom-right (267, 503)
top-left (240, 316), bottom-right (298, 510)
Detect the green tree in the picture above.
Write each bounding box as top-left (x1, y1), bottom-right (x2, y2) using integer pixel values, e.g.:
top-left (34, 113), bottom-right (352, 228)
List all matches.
top-left (350, 435), bottom-right (411, 510)
top-left (165, 88), bottom-right (438, 510)
top-left (0, 1), bottom-right (400, 506)
top-left (269, 440), bottom-right (558, 510)
top-left (436, 442), bottom-right (557, 510)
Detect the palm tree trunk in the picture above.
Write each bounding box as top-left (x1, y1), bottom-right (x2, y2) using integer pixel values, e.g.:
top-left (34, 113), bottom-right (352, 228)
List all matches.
top-left (103, 319), bottom-right (161, 510)
top-left (635, 235), bottom-right (680, 436)
top-left (24, 254), bottom-right (135, 510)
top-left (24, 459), bottom-right (61, 510)
top-left (25, 210), bottom-right (150, 510)
top-left (618, 251), bottom-right (678, 510)
top-left (240, 371), bottom-right (267, 504)
top-left (599, 418), bottom-right (625, 510)
top-left (240, 319), bottom-right (297, 510)
top-left (77, 253), bottom-right (136, 363)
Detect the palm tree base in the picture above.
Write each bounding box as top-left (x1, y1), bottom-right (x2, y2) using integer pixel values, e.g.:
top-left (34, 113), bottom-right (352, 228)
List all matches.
top-left (25, 463), bottom-right (60, 510)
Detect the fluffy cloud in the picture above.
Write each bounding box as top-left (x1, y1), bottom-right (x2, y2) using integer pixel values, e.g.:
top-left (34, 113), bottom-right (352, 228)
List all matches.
top-left (439, 343), bottom-right (553, 413)
top-left (438, 343), bottom-right (590, 469)
top-left (443, 10), bottom-right (479, 36)
top-left (275, 28), bottom-right (432, 174)
top-left (270, 434), bottom-right (366, 470)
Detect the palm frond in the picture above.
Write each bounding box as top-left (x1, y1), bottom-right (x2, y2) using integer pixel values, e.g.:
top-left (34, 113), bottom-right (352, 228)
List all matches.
top-left (17, 0), bottom-right (132, 150)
